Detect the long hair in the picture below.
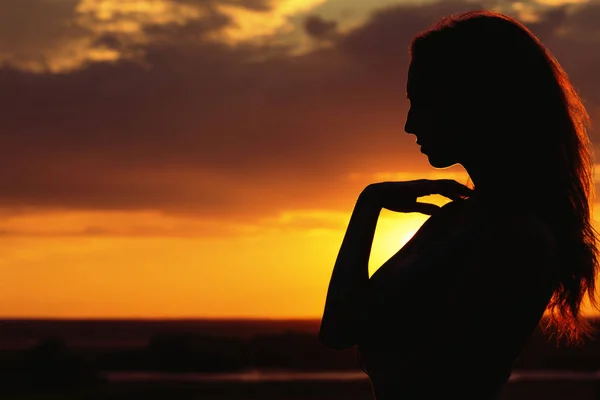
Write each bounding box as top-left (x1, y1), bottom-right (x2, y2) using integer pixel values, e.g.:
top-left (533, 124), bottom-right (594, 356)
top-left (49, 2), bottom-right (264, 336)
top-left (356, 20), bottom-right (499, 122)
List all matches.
top-left (409, 10), bottom-right (599, 345)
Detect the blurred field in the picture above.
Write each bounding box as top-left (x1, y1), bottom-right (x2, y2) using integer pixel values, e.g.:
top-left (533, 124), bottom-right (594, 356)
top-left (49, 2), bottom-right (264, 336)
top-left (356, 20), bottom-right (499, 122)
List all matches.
top-left (2, 318), bottom-right (600, 400)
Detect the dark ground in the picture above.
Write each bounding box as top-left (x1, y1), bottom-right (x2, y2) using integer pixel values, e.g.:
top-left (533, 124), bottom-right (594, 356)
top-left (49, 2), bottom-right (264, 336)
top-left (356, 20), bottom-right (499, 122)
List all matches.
top-left (1, 318), bottom-right (600, 399)
top-left (1, 379), bottom-right (600, 400)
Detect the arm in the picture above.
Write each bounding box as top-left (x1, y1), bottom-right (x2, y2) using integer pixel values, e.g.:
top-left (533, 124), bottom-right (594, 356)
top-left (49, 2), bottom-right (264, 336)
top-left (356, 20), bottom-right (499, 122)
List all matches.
top-left (319, 187), bottom-right (381, 350)
top-left (319, 180), bottom-right (473, 350)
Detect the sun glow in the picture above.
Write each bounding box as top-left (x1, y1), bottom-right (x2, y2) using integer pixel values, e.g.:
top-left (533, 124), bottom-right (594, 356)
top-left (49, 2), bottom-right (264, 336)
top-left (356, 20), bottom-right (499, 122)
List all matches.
top-left (369, 210), bottom-right (430, 276)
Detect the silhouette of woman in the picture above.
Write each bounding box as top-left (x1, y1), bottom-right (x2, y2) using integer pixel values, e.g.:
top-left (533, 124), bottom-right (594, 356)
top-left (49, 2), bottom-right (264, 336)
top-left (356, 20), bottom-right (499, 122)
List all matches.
top-left (319, 10), bottom-right (599, 400)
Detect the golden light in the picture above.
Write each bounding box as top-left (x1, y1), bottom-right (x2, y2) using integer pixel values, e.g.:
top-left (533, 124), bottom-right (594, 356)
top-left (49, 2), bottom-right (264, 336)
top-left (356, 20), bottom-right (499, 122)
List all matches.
top-left (369, 210), bottom-right (430, 276)
top-left (215, 0), bottom-right (326, 44)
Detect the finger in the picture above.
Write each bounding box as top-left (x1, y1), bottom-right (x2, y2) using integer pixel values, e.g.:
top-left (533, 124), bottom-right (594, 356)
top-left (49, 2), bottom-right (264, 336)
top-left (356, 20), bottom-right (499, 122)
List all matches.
top-left (443, 189), bottom-right (472, 201)
top-left (441, 179), bottom-right (473, 192)
top-left (419, 179), bottom-right (456, 199)
top-left (409, 202), bottom-right (441, 216)
top-left (452, 181), bottom-right (474, 195)
top-left (437, 180), bottom-right (473, 200)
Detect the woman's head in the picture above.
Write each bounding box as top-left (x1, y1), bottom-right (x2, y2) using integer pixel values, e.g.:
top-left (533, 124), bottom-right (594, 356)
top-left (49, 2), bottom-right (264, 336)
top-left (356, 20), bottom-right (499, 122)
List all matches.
top-left (406, 11), bottom-right (579, 172)
top-left (406, 10), bottom-right (598, 344)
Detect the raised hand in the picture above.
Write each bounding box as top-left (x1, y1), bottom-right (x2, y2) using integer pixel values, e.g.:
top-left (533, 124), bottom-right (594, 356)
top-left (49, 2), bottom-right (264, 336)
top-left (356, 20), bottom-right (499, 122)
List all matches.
top-left (361, 179), bottom-right (473, 215)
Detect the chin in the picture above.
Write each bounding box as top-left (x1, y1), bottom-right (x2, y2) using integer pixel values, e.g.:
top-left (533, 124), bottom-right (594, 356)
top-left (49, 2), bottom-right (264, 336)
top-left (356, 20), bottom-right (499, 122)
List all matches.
top-left (425, 154), bottom-right (457, 169)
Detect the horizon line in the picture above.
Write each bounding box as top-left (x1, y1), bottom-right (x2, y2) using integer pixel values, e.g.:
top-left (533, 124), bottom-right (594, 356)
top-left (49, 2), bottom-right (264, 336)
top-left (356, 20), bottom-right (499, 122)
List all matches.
top-left (0, 316), bottom-right (323, 321)
top-left (1, 315), bottom-right (598, 322)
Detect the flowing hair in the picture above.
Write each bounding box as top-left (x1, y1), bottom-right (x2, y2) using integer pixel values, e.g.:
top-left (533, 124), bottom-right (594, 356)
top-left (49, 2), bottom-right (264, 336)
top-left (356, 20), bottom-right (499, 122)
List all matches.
top-left (409, 10), bottom-right (599, 345)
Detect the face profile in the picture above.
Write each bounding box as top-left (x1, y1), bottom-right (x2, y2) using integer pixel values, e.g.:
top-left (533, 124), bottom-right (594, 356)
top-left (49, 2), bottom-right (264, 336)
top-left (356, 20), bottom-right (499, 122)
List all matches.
top-left (404, 61), bottom-right (465, 169)
top-left (402, 11), bottom-right (575, 179)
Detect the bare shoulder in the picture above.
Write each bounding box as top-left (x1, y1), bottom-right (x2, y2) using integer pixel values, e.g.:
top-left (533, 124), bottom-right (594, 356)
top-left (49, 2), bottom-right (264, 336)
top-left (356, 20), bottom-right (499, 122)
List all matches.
top-left (489, 211), bottom-right (555, 250)
top-left (476, 210), bottom-right (558, 274)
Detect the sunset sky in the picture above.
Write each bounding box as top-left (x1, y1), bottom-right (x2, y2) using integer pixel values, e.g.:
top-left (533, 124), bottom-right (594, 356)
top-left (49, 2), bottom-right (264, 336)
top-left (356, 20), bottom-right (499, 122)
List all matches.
top-left (1, 0), bottom-right (600, 318)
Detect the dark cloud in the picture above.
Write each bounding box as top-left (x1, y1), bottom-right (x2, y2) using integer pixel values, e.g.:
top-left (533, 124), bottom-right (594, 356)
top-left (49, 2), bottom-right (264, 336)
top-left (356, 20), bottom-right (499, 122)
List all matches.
top-left (2, 0), bottom-right (600, 221)
top-left (304, 15), bottom-right (338, 40)
top-left (175, 0), bottom-right (272, 12)
top-left (0, 0), bottom-right (83, 70)
top-left (338, 1), bottom-right (474, 68)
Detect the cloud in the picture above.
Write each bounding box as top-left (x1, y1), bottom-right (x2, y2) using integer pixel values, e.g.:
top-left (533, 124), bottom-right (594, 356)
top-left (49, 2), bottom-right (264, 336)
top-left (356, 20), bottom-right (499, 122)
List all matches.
top-left (214, 0), bottom-right (327, 44)
top-left (0, 0), bottom-right (308, 73)
top-left (0, 0), bottom-right (208, 72)
top-left (0, 209), bottom-right (251, 238)
top-left (303, 15), bottom-right (338, 40)
top-left (533, 0), bottom-right (589, 5)
top-left (0, 0), bottom-right (599, 224)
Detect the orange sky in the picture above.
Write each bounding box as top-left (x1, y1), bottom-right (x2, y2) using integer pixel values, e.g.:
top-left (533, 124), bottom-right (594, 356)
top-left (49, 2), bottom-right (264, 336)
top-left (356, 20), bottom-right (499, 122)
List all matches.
top-left (1, 0), bottom-right (600, 318)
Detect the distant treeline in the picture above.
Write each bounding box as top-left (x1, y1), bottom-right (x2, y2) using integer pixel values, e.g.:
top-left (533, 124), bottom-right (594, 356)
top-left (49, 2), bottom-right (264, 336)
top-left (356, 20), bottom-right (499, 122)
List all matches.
top-left (1, 317), bottom-right (600, 390)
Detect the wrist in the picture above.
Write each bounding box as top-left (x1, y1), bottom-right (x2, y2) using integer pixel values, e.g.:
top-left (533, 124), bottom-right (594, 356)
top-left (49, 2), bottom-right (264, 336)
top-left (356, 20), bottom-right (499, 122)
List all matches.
top-left (357, 185), bottom-right (382, 211)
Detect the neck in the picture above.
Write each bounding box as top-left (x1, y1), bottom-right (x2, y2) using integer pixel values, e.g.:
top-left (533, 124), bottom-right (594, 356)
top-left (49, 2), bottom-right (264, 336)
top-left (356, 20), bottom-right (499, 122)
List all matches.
top-left (461, 160), bottom-right (515, 203)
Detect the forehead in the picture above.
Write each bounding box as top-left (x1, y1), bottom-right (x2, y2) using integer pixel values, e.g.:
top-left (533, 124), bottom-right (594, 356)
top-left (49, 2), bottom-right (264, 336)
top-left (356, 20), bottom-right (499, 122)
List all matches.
top-left (406, 60), bottom-right (444, 97)
top-left (406, 61), bottom-right (428, 96)
top-left (406, 62), bottom-right (416, 92)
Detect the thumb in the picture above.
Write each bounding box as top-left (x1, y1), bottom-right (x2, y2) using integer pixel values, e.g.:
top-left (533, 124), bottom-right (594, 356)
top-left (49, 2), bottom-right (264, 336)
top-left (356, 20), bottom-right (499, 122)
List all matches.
top-left (410, 202), bottom-right (441, 216)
